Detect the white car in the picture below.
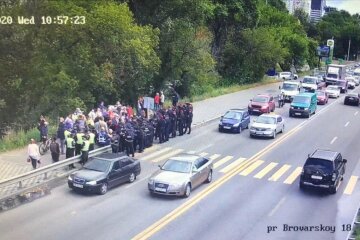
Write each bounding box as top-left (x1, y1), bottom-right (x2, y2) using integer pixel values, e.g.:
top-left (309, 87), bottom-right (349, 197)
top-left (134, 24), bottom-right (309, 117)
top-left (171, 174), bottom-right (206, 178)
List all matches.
top-left (249, 114), bottom-right (285, 139)
top-left (279, 72), bottom-right (298, 80)
top-left (346, 77), bottom-right (356, 89)
top-left (302, 76), bottom-right (318, 91)
top-left (325, 85), bottom-right (341, 98)
top-left (280, 81), bottom-right (301, 100)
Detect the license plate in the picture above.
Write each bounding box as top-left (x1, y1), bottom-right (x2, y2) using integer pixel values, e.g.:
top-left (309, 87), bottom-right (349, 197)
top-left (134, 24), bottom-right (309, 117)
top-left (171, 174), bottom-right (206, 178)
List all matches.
top-left (295, 113), bottom-right (301, 116)
top-left (311, 175), bottom-right (322, 180)
top-left (256, 131), bottom-right (264, 135)
top-left (155, 187), bottom-right (167, 193)
top-left (223, 126), bottom-right (231, 129)
top-left (73, 183), bottom-right (84, 188)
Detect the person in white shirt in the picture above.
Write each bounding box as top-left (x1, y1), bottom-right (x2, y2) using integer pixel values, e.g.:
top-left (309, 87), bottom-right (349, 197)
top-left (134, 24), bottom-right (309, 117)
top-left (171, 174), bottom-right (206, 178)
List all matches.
top-left (160, 91), bottom-right (165, 108)
top-left (27, 139), bottom-right (41, 169)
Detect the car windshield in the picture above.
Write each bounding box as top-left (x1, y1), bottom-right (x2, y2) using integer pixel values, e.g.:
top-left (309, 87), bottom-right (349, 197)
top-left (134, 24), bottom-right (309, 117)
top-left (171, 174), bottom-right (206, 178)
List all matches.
top-left (255, 116), bottom-right (276, 124)
top-left (327, 73), bottom-right (338, 78)
top-left (327, 86), bottom-right (338, 91)
top-left (162, 159), bottom-right (192, 173)
top-left (316, 91), bottom-right (325, 96)
top-left (336, 81), bottom-right (346, 87)
top-left (253, 96), bottom-right (269, 103)
top-left (303, 78), bottom-right (316, 84)
top-left (83, 159), bottom-right (111, 172)
top-left (282, 83), bottom-right (297, 91)
top-left (223, 111), bottom-right (242, 120)
top-left (347, 93), bottom-right (358, 97)
top-left (305, 158), bottom-right (333, 173)
top-left (292, 96), bottom-right (310, 104)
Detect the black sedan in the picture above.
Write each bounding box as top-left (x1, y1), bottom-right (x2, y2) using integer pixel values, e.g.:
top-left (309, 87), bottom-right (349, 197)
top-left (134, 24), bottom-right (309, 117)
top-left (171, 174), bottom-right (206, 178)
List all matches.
top-left (68, 153), bottom-right (141, 195)
top-left (344, 93), bottom-right (360, 106)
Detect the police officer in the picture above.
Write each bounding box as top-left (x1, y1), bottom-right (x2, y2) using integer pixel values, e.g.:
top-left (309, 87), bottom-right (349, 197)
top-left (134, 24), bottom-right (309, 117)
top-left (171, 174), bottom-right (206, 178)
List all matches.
top-left (169, 107), bottom-right (177, 138)
top-left (278, 93), bottom-right (285, 108)
top-left (125, 128), bottom-right (135, 157)
top-left (80, 135), bottom-right (90, 165)
top-left (74, 130), bottom-right (84, 155)
top-left (88, 129), bottom-right (96, 151)
top-left (164, 112), bottom-right (170, 142)
top-left (178, 108), bottom-right (185, 136)
top-left (158, 115), bottom-right (165, 143)
top-left (184, 106), bottom-right (193, 134)
top-left (118, 122), bottom-right (126, 152)
top-left (66, 132), bottom-right (76, 169)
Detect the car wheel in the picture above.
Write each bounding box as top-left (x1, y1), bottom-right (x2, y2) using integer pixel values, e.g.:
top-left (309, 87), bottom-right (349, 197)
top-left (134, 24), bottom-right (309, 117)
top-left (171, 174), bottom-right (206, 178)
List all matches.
top-left (129, 173), bottom-right (136, 183)
top-left (219, 128), bottom-right (223, 133)
top-left (299, 182), bottom-right (305, 190)
top-left (272, 130), bottom-right (276, 139)
top-left (237, 126), bottom-right (241, 134)
top-left (183, 183), bottom-right (191, 198)
top-left (267, 107), bottom-right (270, 114)
top-left (99, 183), bottom-right (108, 195)
top-left (329, 185), bottom-right (337, 194)
top-left (206, 170), bottom-right (213, 183)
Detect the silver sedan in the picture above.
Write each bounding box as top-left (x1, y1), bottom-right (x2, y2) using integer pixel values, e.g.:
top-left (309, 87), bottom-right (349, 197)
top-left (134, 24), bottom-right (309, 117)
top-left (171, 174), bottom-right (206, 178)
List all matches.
top-left (148, 154), bottom-right (213, 198)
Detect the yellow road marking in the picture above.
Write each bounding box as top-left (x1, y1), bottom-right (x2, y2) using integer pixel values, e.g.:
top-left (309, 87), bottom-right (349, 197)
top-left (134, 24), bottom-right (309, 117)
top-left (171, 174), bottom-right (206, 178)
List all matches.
top-left (151, 149), bottom-right (184, 163)
top-left (132, 100), bottom-right (338, 240)
top-left (213, 156), bottom-right (233, 169)
top-left (283, 167), bottom-right (302, 184)
top-left (254, 162), bottom-right (278, 179)
top-left (268, 165), bottom-right (291, 182)
top-left (199, 152), bottom-right (208, 157)
top-left (219, 158), bottom-right (246, 173)
top-left (239, 160), bottom-right (264, 176)
top-left (209, 154), bottom-right (221, 161)
top-left (344, 176), bottom-right (358, 195)
top-left (141, 147), bottom-right (173, 161)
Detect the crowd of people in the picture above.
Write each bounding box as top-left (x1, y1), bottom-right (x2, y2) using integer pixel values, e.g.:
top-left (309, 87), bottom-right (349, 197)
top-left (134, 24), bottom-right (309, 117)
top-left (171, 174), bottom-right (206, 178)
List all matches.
top-left (29, 96), bottom-right (194, 169)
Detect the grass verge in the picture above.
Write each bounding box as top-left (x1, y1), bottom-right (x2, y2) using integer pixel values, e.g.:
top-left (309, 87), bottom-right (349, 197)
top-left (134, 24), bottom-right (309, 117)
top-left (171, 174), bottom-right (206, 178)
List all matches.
top-left (0, 126), bottom-right (56, 153)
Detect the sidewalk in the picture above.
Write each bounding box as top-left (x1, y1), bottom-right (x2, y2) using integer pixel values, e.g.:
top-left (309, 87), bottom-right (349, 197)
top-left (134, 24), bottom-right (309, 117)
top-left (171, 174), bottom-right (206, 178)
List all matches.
top-left (0, 81), bottom-right (281, 181)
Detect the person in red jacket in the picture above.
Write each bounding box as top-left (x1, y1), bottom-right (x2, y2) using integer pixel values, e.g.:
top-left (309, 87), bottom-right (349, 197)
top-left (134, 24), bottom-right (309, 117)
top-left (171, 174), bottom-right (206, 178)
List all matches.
top-left (127, 105), bottom-right (134, 118)
top-left (154, 92), bottom-right (160, 110)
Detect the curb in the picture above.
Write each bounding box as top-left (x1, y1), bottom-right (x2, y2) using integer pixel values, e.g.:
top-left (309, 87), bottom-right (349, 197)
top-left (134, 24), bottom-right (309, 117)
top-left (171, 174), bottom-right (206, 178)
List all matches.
top-left (192, 115), bottom-right (222, 129)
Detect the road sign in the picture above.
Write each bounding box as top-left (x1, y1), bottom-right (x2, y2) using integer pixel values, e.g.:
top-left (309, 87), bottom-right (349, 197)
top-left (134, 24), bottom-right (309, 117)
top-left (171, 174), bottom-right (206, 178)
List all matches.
top-left (327, 39), bottom-right (334, 48)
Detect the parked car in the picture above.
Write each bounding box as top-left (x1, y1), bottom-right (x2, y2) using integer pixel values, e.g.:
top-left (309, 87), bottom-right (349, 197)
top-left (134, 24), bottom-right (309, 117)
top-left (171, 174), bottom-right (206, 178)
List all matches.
top-left (249, 114), bottom-right (285, 139)
top-left (325, 85), bottom-right (340, 98)
top-left (218, 109), bottom-right (250, 133)
top-left (316, 90), bottom-right (328, 105)
top-left (344, 93), bottom-right (360, 106)
top-left (68, 153), bottom-right (141, 195)
top-left (300, 149), bottom-right (346, 194)
top-left (248, 94), bottom-right (276, 114)
top-left (148, 154), bottom-right (213, 198)
top-left (279, 72), bottom-right (298, 80)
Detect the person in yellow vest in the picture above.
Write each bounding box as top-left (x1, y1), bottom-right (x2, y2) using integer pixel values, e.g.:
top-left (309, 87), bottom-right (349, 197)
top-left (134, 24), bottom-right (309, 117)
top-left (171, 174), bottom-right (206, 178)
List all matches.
top-left (74, 131), bottom-right (84, 155)
top-left (88, 129), bottom-right (96, 151)
top-left (64, 128), bottom-right (71, 141)
top-left (66, 132), bottom-right (76, 169)
top-left (80, 135), bottom-right (90, 165)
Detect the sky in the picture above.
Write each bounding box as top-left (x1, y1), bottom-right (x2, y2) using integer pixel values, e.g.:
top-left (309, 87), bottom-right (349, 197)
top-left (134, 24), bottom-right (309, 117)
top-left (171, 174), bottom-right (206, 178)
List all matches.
top-left (326, 0), bottom-right (360, 15)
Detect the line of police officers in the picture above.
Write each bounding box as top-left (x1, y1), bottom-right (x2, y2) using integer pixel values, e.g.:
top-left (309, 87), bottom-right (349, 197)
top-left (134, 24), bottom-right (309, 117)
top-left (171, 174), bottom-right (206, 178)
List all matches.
top-left (62, 103), bottom-right (193, 162)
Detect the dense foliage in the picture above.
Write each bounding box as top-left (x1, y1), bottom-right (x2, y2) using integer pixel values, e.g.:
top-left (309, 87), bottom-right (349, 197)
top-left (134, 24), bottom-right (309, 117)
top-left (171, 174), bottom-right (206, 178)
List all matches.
top-left (0, 0), bottom-right (359, 135)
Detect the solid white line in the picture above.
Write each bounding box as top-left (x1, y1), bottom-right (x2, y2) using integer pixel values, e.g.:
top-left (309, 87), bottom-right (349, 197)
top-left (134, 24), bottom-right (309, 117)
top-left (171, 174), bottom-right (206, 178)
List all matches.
top-left (330, 137), bottom-right (337, 145)
top-left (345, 121), bottom-right (350, 127)
top-left (355, 111), bottom-right (359, 116)
top-left (268, 197), bottom-right (286, 217)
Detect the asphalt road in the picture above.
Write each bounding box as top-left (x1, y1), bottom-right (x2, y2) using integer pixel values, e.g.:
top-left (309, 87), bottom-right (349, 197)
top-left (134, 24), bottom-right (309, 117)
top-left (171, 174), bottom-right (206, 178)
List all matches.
top-left (1, 83), bottom-right (360, 240)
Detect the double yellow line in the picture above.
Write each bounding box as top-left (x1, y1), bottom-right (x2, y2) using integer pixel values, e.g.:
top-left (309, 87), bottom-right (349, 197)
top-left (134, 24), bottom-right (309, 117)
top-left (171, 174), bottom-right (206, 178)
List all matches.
top-left (133, 99), bottom-right (339, 239)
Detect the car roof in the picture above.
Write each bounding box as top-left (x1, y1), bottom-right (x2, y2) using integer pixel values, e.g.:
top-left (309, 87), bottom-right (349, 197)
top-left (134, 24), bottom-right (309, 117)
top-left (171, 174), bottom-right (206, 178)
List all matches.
top-left (303, 76), bottom-right (317, 79)
top-left (347, 93), bottom-right (359, 97)
top-left (255, 94), bottom-right (272, 98)
top-left (280, 72), bottom-right (291, 74)
top-left (228, 108), bottom-right (247, 113)
top-left (169, 154), bottom-right (203, 163)
top-left (310, 149), bottom-right (338, 161)
top-left (259, 113), bottom-right (280, 118)
top-left (296, 92), bottom-right (316, 97)
top-left (92, 152), bottom-right (130, 162)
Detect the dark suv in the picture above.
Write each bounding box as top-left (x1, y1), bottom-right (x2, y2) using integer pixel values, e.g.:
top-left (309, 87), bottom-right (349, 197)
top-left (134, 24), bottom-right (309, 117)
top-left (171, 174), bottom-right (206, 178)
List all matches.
top-left (300, 149), bottom-right (347, 194)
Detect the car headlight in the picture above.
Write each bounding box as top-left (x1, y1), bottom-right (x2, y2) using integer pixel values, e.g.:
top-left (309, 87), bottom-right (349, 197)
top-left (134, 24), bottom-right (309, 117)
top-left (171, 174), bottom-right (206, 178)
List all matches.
top-left (332, 173), bottom-right (336, 181)
top-left (68, 175), bottom-right (73, 181)
top-left (290, 106), bottom-right (294, 109)
top-left (250, 127), bottom-right (255, 130)
top-left (233, 123), bottom-right (240, 127)
top-left (219, 121), bottom-right (223, 126)
top-left (148, 179), bottom-right (154, 185)
top-left (261, 105), bottom-right (267, 109)
top-left (304, 108), bottom-right (309, 111)
top-left (87, 180), bottom-right (97, 185)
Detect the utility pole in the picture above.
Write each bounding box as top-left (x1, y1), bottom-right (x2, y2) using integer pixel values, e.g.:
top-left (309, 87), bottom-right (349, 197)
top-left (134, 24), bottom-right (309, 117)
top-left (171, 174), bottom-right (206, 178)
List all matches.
top-left (347, 38), bottom-right (351, 61)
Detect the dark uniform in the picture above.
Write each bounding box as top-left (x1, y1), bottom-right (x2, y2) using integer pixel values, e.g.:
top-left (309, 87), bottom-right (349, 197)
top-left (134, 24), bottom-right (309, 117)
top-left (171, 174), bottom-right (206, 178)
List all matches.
top-left (158, 115), bottom-right (165, 143)
top-left (164, 113), bottom-right (170, 142)
top-left (80, 135), bottom-right (90, 165)
top-left (118, 123), bottom-right (126, 152)
top-left (125, 128), bottom-right (135, 157)
top-left (184, 106), bottom-right (193, 134)
top-left (178, 109), bottom-right (185, 136)
top-left (110, 132), bottom-right (120, 153)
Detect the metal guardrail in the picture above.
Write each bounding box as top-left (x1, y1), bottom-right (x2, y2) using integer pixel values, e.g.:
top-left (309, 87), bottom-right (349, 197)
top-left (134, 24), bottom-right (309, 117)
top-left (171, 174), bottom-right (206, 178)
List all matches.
top-left (0, 146), bottom-right (111, 191)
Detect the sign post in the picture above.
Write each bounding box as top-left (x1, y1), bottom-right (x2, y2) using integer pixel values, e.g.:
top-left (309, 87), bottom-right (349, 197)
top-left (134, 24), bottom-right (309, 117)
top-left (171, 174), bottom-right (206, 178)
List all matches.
top-left (327, 39), bottom-right (335, 65)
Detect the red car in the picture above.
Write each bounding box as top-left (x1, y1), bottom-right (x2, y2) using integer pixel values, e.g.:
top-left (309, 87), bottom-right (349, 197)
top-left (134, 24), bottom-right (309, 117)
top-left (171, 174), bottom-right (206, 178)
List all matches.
top-left (248, 94), bottom-right (276, 114)
top-left (316, 90), bottom-right (328, 105)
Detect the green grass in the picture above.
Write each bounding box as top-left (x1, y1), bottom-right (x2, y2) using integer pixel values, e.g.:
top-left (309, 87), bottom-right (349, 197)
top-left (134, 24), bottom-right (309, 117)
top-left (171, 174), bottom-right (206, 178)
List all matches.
top-left (0, 126), bottom-right (56, 153)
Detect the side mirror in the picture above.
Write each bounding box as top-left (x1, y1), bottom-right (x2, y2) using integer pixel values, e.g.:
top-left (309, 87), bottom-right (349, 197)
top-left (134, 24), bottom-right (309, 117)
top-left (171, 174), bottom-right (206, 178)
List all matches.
top-left (158, 164), bottom-right (162, 169)
top-left (343, 159), bottom-right (347, 163)
top-left (307, 154), bottom-right (310, 157)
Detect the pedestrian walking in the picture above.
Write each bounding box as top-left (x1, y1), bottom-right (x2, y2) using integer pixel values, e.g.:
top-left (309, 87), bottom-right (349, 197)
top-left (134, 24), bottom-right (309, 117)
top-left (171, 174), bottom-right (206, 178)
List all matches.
top-left (57, 117), bottom-right (65, 154)
top-left (49, 136), bottom-right (60, 162)
top-left (27, 139), bottom-right (41, 170)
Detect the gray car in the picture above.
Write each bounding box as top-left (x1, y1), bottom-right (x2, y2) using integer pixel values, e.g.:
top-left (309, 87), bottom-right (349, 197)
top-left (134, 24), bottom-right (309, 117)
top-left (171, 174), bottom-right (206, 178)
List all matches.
top-left (148, 154), bottom-right (213, 198)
